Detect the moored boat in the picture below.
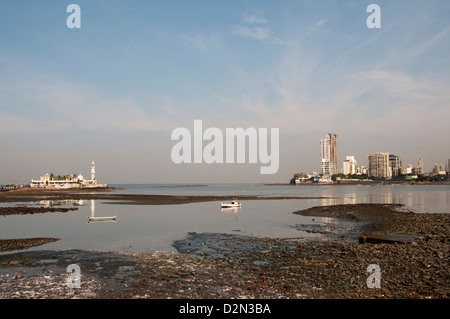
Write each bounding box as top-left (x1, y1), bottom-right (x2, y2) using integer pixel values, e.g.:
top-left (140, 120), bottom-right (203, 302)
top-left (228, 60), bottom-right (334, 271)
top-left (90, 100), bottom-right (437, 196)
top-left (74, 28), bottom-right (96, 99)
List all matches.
top-left (88, 216), bottom-right (117, 223)
top-left (220, 201), bottom-right (241, 208)
top-left (220, 192), bottom-right (241, 208)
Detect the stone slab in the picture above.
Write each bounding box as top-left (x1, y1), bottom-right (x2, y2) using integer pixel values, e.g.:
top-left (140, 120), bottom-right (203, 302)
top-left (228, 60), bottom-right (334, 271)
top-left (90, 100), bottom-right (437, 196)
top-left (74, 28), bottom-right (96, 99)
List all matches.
top-left (359, 233), bottom-right (422, 244)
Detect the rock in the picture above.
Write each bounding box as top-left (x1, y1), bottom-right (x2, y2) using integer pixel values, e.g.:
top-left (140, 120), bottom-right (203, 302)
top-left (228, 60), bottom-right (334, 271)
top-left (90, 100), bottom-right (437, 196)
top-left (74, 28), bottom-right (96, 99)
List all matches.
top-left (359, 233), bottom-right (420, 244)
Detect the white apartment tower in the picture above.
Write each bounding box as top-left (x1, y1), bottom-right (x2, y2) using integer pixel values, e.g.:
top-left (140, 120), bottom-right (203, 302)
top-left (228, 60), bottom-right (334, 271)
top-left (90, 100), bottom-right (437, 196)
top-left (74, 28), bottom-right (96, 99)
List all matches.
top-left (320, 133), bottom-right (338, 175)
top-left (343, 156), bottom-right (357, 175)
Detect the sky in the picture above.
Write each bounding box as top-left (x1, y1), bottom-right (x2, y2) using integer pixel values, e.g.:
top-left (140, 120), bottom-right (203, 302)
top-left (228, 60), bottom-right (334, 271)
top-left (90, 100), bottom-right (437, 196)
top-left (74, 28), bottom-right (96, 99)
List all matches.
top-left (0, 0), bottom-right (449, 184)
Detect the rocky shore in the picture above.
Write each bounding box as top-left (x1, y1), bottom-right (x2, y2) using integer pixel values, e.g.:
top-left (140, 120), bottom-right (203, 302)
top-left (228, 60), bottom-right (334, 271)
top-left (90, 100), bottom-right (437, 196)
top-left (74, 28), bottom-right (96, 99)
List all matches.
top-left (0, 190), bottom-right (448, 299)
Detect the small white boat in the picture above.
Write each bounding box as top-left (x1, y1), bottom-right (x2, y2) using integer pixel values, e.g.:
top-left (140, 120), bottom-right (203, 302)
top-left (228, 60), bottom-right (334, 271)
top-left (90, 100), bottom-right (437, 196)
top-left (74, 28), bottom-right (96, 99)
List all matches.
top-left (88, 216), bottom-right (117, 223)
top-left (221, 192), bottom-right (242, 208)
top-left (220, 200), bottom-right (241, 208)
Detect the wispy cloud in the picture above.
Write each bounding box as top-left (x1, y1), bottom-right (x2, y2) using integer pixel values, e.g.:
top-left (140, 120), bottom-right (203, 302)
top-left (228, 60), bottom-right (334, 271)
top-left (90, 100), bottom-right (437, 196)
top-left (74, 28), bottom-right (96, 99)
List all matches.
top-left (222, 37), bottom-right (450, 140)
top-left (231, 25), bottom-right (271, 41)
top-left (0, 76), bottom-right (176, 134)
top-left (306, 19), bottom-right (326, 35)
top-left (231, 9), bottom-right (285, 45)
top-left (178, 32), bottom-right (220, 51)
top-left (315, 20), bottom-right (326, 27)
top-left (241, 12), bottom-right (268, 24)
top-left (408, 25), bottom-right (450, 60)
top-left (355, 71), bottom-right (434, 99)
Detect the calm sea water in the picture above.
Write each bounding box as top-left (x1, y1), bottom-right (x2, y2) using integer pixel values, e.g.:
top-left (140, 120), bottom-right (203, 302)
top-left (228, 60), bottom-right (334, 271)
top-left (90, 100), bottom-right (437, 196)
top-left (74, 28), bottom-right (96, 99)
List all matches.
top-left (1, 183), bottom-right (449, 254)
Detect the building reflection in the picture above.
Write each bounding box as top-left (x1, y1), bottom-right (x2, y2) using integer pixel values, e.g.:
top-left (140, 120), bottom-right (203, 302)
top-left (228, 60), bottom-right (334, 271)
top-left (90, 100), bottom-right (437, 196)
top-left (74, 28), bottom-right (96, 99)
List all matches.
top-left (39, 199), bottom-right (85, 207)
top-left (91, 199), bottom-right (95, 217)
top-left (319, 197), bottom-right (339, 206)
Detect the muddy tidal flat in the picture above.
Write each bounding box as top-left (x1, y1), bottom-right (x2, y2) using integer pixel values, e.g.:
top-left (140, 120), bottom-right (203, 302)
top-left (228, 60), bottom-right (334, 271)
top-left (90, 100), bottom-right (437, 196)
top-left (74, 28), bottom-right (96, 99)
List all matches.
top-left (0, 188), bottom-right (448, 300)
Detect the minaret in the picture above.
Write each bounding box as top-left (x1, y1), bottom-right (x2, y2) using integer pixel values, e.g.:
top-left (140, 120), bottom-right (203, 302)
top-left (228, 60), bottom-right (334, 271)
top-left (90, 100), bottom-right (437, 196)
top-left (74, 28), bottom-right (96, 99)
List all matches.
top-left (91, 161), bottom-right (96, 182)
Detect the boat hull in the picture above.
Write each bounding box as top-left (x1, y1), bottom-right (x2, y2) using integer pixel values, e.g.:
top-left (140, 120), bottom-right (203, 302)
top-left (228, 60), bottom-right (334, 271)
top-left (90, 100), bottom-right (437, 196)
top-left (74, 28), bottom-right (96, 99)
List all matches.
top-left (220, 202), bottom-right (241, 208)
top-left (88, 216), bottom-right (117, 223)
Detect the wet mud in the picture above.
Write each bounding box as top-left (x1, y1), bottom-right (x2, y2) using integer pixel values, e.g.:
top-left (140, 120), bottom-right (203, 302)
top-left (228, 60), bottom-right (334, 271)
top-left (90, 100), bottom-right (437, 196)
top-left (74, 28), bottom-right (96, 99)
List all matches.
top-left (0, 187), bottom-right (330, 205)
top-left (0, 199), bottom-right (448, 299)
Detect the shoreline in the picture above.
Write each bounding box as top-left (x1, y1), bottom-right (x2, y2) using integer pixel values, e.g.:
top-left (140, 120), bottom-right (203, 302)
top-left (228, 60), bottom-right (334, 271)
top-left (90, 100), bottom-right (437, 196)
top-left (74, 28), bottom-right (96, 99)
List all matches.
top-left (0, 187), bottom-right (334, 205)
top-left (267, 181), bottom-right (450, 186)
top-left (0, 197), bottom-right (448, 299)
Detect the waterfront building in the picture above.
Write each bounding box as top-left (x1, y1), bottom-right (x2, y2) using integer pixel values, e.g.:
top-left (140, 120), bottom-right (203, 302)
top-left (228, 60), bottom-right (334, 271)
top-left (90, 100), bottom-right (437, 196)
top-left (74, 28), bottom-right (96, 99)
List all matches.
top-left (357, 166), bottom-right (367, 175)
top-left (414, 158), bottom-right (424, 175)
top-left (368, 152), bottom-right (391, 178)
top-left (434, 163), bottom-right (446, 175)
top-left (401, 164), bottom-right (414, 175)
top-left (30, 161), bottom-right (107, 189)
top-left (320, 133), bottom-right (338, 176)
top-left (342, 156), bottom-right (357, 175)
top-left (290, 172), bottom-right (310, 184)
top-left (389, 154), bottom-right (402, 176)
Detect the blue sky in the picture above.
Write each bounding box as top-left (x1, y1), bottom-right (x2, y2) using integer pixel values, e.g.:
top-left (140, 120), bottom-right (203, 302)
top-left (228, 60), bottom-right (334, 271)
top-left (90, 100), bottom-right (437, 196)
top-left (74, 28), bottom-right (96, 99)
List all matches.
top-left (1, 1), bottom-right (449, 184)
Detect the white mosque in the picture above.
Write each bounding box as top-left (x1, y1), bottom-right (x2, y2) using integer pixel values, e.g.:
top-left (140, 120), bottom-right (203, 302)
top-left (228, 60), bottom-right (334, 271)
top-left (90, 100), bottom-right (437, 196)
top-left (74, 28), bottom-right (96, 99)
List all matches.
top-left (30, 161), bottom-right (108, 189)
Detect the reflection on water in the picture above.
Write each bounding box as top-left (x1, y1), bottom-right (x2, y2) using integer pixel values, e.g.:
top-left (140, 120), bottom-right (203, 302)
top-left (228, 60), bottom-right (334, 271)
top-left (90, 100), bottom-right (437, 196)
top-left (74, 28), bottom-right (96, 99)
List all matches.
top-left (312, 185), bottom-right (449, 214)
top-left (220, 207), bottom-right (240, 224)
top-left (87, 199), bottom-right (117, 223)
top-left (0, 199), bottom-right (318, 254)
top-left (0, 184), bottom-right (449, 254)
top-left (111, 183), bottom-right (450, 214)
top-left (39, 199), bottom-right (86, 208)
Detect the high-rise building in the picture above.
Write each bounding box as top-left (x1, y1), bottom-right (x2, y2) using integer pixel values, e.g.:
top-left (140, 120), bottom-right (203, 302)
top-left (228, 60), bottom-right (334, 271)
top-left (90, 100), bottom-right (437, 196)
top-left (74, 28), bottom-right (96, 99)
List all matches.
top-left (446, 158), bottom-right (450, 173)
top-left (415, 158), bottom-right (424, 175)
top-left (343, 156), bottom-right (357, 175)
top-left (368, 152), bottom-right (391, 178)
top-left (320, 133), bottom-right (338, 175)
top-left (389, 154), bottom-right (402, 176)
top-left (434, 163), bottom-right (445, 175)
top-left (402, 164), bottom-right (414, 175)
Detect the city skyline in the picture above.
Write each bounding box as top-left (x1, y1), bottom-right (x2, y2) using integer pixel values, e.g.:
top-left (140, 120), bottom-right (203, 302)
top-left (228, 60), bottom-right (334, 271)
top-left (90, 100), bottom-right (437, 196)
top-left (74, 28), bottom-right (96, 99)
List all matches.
top-left (1, 1), bottom-right (450, 184)
top-left (314, 135), bottom-right (447, 179)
